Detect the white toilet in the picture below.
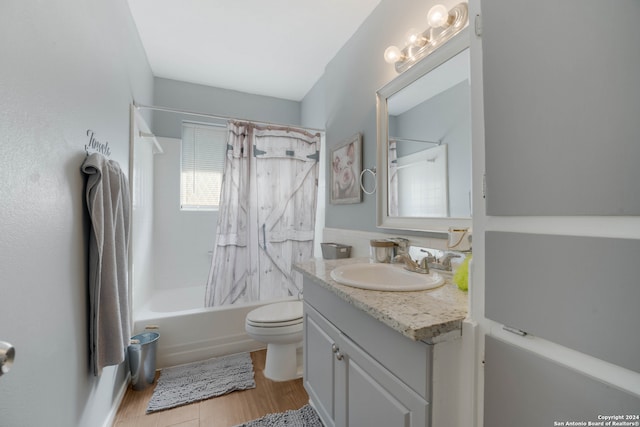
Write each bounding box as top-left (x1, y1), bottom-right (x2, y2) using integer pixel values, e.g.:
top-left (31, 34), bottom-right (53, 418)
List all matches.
top-left (245, 300), bottom-right (304, 381)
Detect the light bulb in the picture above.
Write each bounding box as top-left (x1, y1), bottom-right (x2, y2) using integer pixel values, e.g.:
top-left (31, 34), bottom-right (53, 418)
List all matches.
top-left (427, 4), bottom-right (449, 28)
top-left (404, 28), bottom-right (424, 46)
top-left (384, 46), bottom-right (402, 64)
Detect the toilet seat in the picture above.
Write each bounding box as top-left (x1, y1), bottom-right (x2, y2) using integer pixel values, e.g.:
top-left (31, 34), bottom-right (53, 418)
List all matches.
top-left (247, 317), bottom-right (303, 328)
top-left (246, 301), bottom-right (303, 328)
top-left (245, 321), bottom-right (303, 336)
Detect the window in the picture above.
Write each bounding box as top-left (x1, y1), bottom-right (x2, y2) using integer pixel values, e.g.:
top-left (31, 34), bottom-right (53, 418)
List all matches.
top-left (180, 122), bottom-right (227, 210)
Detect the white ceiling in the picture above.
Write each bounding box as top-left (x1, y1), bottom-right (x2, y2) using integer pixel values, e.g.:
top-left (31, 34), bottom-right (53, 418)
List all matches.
top-left (127, 0), bottom-right (382, 101)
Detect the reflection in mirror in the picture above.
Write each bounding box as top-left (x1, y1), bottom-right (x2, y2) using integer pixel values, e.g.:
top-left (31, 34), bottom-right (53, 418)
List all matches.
top-left (388, 62), bottom-right (470, 218)
top-left (389, 140), bottom-right (449, 217)
top-left (377, 32), bottom-right (471, 232)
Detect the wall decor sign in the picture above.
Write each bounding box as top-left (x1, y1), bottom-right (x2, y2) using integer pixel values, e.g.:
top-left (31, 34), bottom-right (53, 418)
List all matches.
top-left (85, 129), bottom-right (111, 157)
top-left (330, 133), bottom-right (362, 204)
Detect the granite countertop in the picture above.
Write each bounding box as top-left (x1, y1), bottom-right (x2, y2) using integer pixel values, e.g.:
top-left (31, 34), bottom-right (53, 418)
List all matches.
top-left (294, 257), bottom-right (468, 343)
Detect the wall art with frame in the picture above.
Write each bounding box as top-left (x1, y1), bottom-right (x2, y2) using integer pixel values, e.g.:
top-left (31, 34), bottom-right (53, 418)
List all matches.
top-left (330, 133), bottom-right (362, 204)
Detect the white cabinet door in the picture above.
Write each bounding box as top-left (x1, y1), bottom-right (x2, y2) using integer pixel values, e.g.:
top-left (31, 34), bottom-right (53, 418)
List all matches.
top-left (304, 304), bottom-right (345, 427)
top-left (343, 335), bottom-right (429, 427)
top-left (305, 303), bottom-right (429, 427)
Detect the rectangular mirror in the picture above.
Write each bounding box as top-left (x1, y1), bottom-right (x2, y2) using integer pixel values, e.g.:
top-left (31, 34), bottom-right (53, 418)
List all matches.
top-left (376, 31), bottom-right (471, 233)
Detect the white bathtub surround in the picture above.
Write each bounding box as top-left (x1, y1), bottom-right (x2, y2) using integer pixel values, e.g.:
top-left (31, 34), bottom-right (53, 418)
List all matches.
top-left (130, 117), bottom-right (168, 314)
top-left (133, 285), bottom-right (297, 369)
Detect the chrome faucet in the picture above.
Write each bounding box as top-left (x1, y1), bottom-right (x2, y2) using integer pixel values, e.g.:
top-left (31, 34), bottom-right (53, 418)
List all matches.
top-left (439, 252), bottom-right (461, 270)
top-left (426, 252), bottom-right (463, 271)
top-left (393, 253), bottom-right (430, 274)
top-left (418, 248), bottom-right (437, 265)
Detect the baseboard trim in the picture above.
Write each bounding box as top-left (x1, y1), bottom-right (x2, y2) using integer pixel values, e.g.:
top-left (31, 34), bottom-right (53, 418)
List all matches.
top-left (104, 371), bottom-right (130, 427)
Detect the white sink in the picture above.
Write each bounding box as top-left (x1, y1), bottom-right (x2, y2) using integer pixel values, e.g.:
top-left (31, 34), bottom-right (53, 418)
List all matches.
top-left (330, 263), bottom-right (445, 291)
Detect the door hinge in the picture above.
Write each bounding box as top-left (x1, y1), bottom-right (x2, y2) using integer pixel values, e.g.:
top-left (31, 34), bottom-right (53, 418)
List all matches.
top-left (503, 325), bottom-right (527, 337)
top-left (482, 173), bottom-right (487, 199)
top-left (474, 14), bottom-right (482, 37)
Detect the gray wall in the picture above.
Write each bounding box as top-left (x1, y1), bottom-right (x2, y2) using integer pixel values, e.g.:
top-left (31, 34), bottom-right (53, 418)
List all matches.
top-left (301, 76), bottom-right (326, 130)
top-left (315, 0), bottom-right (462, 233)
top-left (0, 0), bottom-right (154, 426)
top-left (152, 77), bottom-right (302, 138)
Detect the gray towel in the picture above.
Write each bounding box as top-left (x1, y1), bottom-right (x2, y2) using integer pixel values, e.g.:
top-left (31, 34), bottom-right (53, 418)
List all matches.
top-left (82, 153), bottom-right (131, 376)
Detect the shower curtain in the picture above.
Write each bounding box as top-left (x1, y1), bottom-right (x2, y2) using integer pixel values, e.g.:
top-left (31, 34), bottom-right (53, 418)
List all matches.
top-left (204, 120), bottom-right (320, 307)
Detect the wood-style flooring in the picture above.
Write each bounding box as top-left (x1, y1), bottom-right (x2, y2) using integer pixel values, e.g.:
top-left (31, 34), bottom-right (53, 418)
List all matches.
top-left (114, 350), bottom-right (309, 427)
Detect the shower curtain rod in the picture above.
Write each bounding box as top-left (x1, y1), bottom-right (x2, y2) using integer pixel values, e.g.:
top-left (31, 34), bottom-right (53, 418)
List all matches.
top-left (134, 102), bottom-right (325, 134)
top-left (390, 136), bottom-right (441, 145)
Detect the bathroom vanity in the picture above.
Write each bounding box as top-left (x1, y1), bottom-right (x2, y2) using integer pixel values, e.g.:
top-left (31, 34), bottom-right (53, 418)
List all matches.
top-left (295, 258), bottom-right (468, 427)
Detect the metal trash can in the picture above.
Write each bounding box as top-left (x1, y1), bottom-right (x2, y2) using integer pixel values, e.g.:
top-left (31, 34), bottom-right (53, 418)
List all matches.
top-left (128, 331), bottom-right (159, 390)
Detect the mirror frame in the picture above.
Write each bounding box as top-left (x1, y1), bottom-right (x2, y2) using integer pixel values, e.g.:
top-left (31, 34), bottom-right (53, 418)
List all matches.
top-left (376, 29), bottom-right (471, 234)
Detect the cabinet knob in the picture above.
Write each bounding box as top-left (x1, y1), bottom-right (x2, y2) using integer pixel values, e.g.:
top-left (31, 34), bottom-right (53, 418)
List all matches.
top-left (331, 343), bottom-right (344, 360)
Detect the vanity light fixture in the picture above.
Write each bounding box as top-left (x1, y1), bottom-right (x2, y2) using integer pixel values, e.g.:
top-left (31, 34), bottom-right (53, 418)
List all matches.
top-left (384, 2), bottom-right (469, 73)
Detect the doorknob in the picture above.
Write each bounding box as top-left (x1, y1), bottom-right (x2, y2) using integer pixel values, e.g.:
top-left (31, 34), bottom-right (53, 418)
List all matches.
top-left (0, 341), bottom-right (15, 377)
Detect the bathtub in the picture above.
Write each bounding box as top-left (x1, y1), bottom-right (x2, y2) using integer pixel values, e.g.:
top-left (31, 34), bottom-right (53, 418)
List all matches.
top-left (133, 285), bottom-right (296, 369)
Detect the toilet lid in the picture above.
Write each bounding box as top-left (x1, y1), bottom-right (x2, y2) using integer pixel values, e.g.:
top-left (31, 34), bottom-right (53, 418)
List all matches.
top-left (246, 301), bottom-right (303, 324)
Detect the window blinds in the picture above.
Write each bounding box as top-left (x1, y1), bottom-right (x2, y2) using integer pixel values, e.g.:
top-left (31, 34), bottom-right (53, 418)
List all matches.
top-left (180, 122), bottom-right (227, 210)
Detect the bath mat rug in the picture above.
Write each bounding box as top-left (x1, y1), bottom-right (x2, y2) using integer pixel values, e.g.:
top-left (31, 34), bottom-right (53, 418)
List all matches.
top-left (146, 352), bottom-right (256, 413)
top-left (232, 404), bottom-right (324, 427)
